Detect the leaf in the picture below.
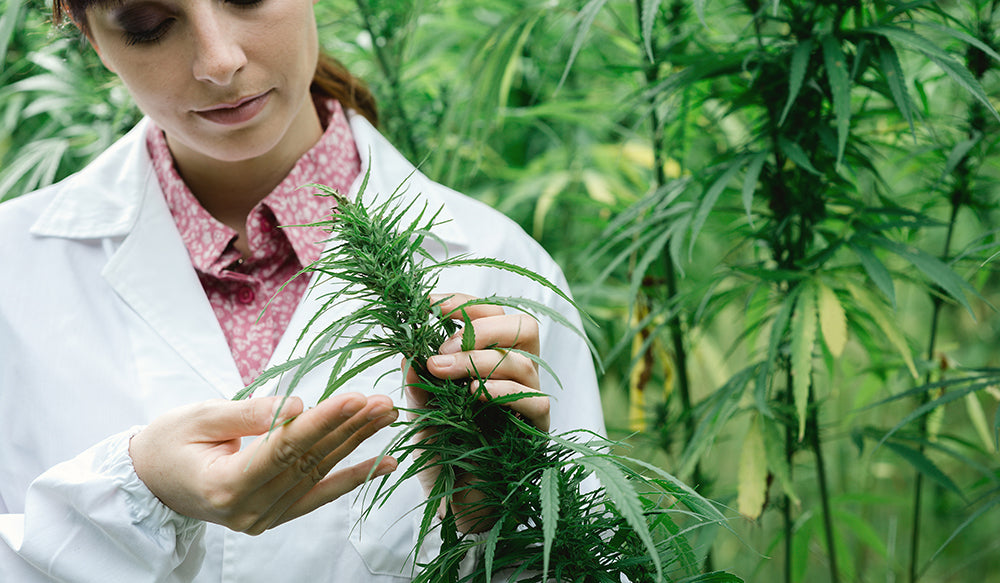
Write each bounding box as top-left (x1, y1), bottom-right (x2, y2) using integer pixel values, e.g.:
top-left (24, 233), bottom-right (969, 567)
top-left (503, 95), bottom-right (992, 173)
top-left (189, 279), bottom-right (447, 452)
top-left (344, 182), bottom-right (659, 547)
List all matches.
top-left (779, 38), bottom-right (813, 127)
top-left (817, 282), bottom-right (847, 358)
top-left (540, 466), bottom-right (559, 580)
top-left (965, 392), bottom-right (995, 454)
top-left (558, 0), bottom-right (609, 92)
top-left (690, 159), bottom-right (746, 258)
top-left (821, 34), bottom-right (851, 167)
top-left (737, 414), bottom-right (768, 520)
top-left (846, 283), bottom-right (918, 379)
top-left (640, 0), bottom-right (662, 61)
top-left (741, 151), bottom-right (768, 227)
top-left (865, 235), bottom-right (977, 316)
top-left (778, 137), bottom-right (821, 175)
top-left (868, 25), bottom-right (1000, 121)
top-left (848, 241), bottom-right (895, 306)
top-left (791, 282), bottom-right (818, 440)
top-left (460, 308), bottom-right (475, 352)
top-left (577, 456), bottom-right (663, 580)
top-left (875, 38), bottom-right (915, 138)
top-left (882, 440), bottom-right (964, 500)
top-left (762, 416), bottom-right (800, 507)
top-left (483, 519), bottom-right (502, 581)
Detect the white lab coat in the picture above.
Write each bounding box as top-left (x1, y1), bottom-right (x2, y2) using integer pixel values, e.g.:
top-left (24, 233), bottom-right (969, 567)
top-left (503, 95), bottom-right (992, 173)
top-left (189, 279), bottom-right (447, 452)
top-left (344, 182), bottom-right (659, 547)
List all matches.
top-left (0, 113), bottom-right (604, 582)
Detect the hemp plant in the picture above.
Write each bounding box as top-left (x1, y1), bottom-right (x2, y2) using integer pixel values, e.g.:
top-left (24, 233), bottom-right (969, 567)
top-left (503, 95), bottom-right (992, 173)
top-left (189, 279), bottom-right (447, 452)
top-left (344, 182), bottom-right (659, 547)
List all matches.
top-left (236, 171), bottom-right (740, 583)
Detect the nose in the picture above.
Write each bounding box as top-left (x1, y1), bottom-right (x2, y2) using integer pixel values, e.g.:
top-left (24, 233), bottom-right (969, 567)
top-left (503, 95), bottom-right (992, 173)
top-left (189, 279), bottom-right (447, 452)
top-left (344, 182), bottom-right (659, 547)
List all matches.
top-left (190, 8), bottom-right (247, 85)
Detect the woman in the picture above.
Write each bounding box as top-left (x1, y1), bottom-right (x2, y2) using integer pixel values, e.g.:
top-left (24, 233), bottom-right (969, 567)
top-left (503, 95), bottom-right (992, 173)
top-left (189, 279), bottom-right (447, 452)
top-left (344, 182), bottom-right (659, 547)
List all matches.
top-left (0, 0), bottom-right (604, 580)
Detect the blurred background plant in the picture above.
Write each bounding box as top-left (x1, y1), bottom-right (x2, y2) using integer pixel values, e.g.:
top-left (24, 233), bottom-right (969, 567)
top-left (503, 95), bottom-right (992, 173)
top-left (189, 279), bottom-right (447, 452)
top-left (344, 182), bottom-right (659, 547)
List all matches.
top-left (5, 0), bottom-right (1000, 581)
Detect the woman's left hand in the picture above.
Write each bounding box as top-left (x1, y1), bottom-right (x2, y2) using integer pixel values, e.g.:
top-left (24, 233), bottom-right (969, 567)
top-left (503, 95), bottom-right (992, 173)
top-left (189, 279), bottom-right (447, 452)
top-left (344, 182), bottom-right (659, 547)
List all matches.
top-left (403, 292), bottom-right (550, 532)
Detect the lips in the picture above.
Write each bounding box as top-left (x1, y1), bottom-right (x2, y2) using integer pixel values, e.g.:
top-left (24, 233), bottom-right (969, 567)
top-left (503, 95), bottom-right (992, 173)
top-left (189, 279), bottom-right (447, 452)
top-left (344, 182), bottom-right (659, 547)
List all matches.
top-left (195, 91), bottom-right (271, 126)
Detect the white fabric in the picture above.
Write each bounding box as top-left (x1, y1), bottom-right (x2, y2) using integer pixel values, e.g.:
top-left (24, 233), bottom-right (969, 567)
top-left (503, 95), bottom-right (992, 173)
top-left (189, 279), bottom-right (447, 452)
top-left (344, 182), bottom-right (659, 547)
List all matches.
top-left (0, 113), bottom-right (605, 582)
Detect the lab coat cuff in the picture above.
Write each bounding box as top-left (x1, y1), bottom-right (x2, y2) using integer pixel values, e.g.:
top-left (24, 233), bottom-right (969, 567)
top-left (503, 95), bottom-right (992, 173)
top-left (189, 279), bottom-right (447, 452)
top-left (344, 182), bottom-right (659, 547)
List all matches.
top-left (114, 426), bottom-right (204, 544)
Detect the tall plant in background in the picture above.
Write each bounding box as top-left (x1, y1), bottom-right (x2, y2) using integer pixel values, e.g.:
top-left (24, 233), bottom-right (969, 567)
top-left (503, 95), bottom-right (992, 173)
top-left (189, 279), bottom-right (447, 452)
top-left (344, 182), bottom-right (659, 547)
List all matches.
top-left (574, 0), bottom-right (1000, 581)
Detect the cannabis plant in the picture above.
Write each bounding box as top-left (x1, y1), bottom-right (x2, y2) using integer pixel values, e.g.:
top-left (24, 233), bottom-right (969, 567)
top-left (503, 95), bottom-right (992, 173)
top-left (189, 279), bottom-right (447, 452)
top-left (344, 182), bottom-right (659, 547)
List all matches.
top-left (236, 174), bottom-right (739, 583)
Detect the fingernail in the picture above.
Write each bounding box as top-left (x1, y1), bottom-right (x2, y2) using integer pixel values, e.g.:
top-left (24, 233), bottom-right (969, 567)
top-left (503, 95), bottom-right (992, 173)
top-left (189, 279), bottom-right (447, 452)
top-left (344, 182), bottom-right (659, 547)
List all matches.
top-left (342, 397), bottom-right (365, 417)
top-left (367, 402), bottom-right (393, 420)
top-left (439, 338), bottom-right (460, 355)
top-left (429, 354), bottom-right (455, 368)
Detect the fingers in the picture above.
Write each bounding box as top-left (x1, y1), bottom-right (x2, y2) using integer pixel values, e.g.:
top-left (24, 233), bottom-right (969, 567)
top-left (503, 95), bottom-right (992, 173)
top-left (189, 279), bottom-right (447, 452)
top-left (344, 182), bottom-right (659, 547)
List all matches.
top-left (270, 455), bottom-right (398, 530)
top-left (431, 293), bottom-right (505, 321)
top-left (238, 393), bottom-right (396, 493)
top-left (437, 313), bottom-right (539, 356)
top-left (216, 394), bottom-right (399, 534)
top-left (427, 349), bottom-right (539, 392)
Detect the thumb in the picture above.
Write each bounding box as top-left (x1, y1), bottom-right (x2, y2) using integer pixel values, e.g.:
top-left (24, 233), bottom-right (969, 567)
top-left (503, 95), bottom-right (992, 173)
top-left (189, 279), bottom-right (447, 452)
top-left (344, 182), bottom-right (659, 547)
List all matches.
top-left (197, 396), bottom-right (305, 440)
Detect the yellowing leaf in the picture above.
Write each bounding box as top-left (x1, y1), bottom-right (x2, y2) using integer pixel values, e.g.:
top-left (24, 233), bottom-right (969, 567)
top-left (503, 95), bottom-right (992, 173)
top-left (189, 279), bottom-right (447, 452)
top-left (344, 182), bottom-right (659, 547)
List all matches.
top-left (582, 170), bottom-right (616, 205)
top-left (791, 283), bottom-right (818, 441)
top-left (738, 415), bottom-right (768, 520)
top-left (622, 141), bottom-right (655, 169)
top-left (817, 282), bottom-right (847, 357)
top-left (847, 282), bottom-right (918, 379)
top-left (965, 392), bottom-right (995, 453)
top-left (532, 172), bottom-right (571, 239)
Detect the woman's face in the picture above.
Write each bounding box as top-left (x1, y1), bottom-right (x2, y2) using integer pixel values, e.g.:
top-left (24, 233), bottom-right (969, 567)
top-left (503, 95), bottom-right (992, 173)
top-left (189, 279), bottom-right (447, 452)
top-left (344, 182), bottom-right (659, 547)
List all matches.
top-left (86, 0), bottom-right (321, 165)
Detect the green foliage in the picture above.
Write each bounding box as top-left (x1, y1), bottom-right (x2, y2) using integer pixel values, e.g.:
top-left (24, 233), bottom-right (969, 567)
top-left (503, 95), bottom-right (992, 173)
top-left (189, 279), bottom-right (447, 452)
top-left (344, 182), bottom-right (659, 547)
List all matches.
top-left (8, 0), bottom-right (1000, 580)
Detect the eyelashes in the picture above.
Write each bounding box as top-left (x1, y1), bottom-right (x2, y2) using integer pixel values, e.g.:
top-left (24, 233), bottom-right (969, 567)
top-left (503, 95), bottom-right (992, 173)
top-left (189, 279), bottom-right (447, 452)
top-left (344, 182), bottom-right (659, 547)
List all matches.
top-left (123, 20), bottom-right (173, 46)
top-left (119, 0), bottom-right (266, 47)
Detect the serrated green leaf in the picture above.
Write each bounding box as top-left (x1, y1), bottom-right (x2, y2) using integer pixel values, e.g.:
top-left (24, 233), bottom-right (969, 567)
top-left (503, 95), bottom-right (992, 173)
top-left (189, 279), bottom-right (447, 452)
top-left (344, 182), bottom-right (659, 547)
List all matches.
top-left (737, 415), bottom-right (768, 520)
top-left (883, 440), bottom-right (964, 499)
top-left (690, 160), bottom-right (746, 258)
top-left (868, 25), bottom-right (1000, 121)
top-left (460, 308), bottom-right (475, 352)
top-left (640, 0), bottom-right (662, 61)
top-left (540, 466), bottom-right (559, 580)
top-left (875, 38), bottom-right (915, 138)
top-left (578, 456), bottom-right (663, 580)
top-left (558, 0), bottom-right (609, 91)
top-left (483, 519), bottom-right (501, 580)
top-left (817, 282), bottom-right (847, 358)
top-left (791, 283), bottom-right (818, 440)
top-left (780, 38), bottom-right (813, 127)
top-left (821, 34), bottom-right (851, 166)
top-left (778, 137), bottom-right (821, 175)
top-left (849, 242), bottom-right (895, 306)
top-left (866, 235), bottom-right (977, 316)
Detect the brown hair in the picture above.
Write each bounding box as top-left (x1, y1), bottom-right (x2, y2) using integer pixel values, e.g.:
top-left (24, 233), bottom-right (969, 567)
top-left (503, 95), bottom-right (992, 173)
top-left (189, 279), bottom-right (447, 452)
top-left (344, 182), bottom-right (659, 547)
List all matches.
top-left (51, 0), bottom-right (379, 126)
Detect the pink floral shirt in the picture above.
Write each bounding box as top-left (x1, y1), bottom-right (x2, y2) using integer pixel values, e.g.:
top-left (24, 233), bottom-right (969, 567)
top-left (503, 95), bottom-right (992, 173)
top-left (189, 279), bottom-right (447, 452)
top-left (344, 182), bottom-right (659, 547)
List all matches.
top-left (147, 100), bottom-right (361, 385)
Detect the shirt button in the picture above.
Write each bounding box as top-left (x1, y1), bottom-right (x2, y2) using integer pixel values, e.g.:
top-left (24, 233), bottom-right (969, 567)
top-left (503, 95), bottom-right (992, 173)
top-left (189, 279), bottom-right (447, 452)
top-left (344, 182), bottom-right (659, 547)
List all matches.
top-left (237, 286), bottom-right (255, 304)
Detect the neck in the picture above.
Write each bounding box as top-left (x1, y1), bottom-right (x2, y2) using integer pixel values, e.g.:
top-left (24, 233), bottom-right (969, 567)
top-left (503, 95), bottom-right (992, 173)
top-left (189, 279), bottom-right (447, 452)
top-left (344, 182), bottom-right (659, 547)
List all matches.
top-left (165, 98), bottom-right (324, 239)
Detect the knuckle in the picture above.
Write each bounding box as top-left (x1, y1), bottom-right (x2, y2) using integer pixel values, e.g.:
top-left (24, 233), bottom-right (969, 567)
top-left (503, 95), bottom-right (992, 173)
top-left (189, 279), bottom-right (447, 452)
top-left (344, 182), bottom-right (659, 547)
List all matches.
top-left (204, 485), bottom-right (240, 514)
top-left (272, 440), bottom-right (309, 469)
top-left (293, 451), bottom-right (328, 483)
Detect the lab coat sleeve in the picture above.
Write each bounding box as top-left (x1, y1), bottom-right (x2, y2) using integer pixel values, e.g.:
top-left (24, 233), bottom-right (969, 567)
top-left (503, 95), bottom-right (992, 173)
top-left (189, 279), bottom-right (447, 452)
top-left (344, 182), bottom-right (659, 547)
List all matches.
top-left (0, 427), bottom-right (207, 583)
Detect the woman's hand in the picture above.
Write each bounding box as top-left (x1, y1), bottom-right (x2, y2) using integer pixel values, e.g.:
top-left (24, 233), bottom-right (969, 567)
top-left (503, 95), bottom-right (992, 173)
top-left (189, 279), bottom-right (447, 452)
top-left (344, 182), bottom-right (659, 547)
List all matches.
top-left (129, 393), bottom-right (398, 535)
top-left (404, 293), bottom-right (550, 532)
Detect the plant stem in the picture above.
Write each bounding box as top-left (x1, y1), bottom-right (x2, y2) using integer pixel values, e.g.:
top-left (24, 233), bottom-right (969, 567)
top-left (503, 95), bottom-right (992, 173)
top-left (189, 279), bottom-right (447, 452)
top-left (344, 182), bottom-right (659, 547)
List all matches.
top-left (353, 0), bottom-right (419, 159)
top-left (809, 385), bottom-right (840, 583)
top-left (784, 366), bottom-right (795, 583)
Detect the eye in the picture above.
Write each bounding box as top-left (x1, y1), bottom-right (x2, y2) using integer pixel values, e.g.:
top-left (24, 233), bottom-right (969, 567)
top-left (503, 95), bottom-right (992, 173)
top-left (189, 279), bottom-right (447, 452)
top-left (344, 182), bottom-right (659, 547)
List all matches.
top-left (226, 0), bottom-right (265, 8)
top-left (115, 5), bottom-right (175, 46)
top-left (122, 19), bottom-right (174, 46)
